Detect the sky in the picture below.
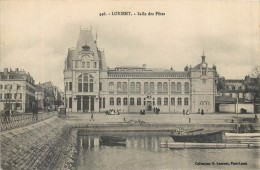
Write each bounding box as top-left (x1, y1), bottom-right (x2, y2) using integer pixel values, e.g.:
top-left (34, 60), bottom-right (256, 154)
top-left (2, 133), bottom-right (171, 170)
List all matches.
top-left (0, 0), bottom-right (259, 89)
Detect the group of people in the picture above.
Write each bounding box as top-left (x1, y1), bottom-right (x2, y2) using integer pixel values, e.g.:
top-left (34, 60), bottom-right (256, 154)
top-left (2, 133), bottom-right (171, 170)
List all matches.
top-left (154, 107), bottom-right (160, 114)
top-left (198, 109), bottom-right (205, 115)
top-left (183, 109), bottom-right (190, 115)
top-left (106, 109), bottom-right (120, 115)
top-left (140, 109), bottom-right (146, 115)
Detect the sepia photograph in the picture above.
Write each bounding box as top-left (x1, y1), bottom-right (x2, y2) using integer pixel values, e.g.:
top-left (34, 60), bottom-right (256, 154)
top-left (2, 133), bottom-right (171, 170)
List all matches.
top-left (0, 0), bottom-right (259, 169)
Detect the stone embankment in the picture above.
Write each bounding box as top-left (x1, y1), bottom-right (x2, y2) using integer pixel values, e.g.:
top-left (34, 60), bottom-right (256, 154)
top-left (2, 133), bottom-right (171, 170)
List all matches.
top-left (0, 116), bottom-right (79, 170)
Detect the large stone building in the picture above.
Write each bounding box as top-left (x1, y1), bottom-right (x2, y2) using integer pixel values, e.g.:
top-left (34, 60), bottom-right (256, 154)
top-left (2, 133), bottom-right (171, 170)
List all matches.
top-left (64, 29), bottom-right (218, 113)
top-left (0, 68), bottom-right (36, 113)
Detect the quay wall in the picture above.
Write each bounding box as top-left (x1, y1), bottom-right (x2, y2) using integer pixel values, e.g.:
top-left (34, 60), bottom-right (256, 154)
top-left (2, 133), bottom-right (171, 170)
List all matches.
top-left (1, 117), bottom-right (259, 170)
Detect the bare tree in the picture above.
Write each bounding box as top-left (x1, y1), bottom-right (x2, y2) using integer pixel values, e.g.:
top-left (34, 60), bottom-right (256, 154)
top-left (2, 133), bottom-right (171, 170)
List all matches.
top-left (251, 65), bottom-right (260, 78)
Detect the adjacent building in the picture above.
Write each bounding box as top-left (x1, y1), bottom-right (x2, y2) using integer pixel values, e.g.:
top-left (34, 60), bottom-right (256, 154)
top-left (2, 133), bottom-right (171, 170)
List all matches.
top-left (64, 29), bottom-right (218, 113)
top-left (0, 68), bottom-right (36, 113)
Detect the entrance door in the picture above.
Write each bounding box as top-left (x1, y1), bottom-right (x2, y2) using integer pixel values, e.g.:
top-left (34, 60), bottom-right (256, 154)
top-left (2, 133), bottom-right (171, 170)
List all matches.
top-left (146, 101), bottom-right (152, 111)
top-left (83, 96), bottom-right (89, 112)
top-left (77, 97), bottom-right (81, 111)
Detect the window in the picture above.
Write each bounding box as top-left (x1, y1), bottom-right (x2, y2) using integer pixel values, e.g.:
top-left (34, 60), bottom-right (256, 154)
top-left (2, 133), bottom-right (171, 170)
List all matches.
top-left (130, 82), bottom-right (135, 93)
top-left (5, 93), bottom-right (12, 99)
top-left (14, 93), bottom-right (22, 99)
top-left (82, 61), bottom-right (85, 68)
top-left (94, 62), bottom-right (97, 68)
top-left (0, 93), bottom-right (2, 99)
top-left (103, 98), bottom-right (105, 108)
top-left (130, 97), bottom-right (134, 105)
top-left (164, 97), bottom-right (168, 105)
top-left (177, 82), bottom-right (181, 93)
top-left (136, 82), bottom-right (141, 93)
top-left (123, 97), bottom-right (128, 105)
top-left (123, 82), bottom-right (127, 93)
top-left (184, 82), bottom-right (189, 93)
top-left (99, 97), bottom-right (102, 109)
top-left (110, 97), bottom-right (114, 105)
top-left (5, 84), bottom-right (12, 89)
top-left (202, 68), bottom-right (207, 75)
top-left (144, 82), bottom-right (148, 93)
top-left (171, 82), bottom-right (176, 93)
top-left (116, 97), bottom-right (121, 105)
top-left (184, 98), bottom-right (189, 105)
top-left (69, 97), bottom-right (72, 108)
top-left (0, 84), bottom-right (2, 89)
top-left (99, 82), bottom-right (102, 91)
top-left (137, 97), bottom-right (141, 105)
top-left (69, 82), bottom-right (72, 91)
top-left (150, 82), bottom-right (154, 92)
top-left (163, 82), bottom-right (168, 93)
top-left (143, 98), bottom-right (146, 105)
top-left (87, 61), bottom-right (90, 68)
top-left (157, 97), bottom-right (161, 106)
top-left (109, 82), bottom-right (114, 93)
top-left (75, 61), bottom-right (79, 68)
top-left (117, 82), bottom-right (122, 92)
top-left (171, 97), bottom-right (175, 105)
top-left (157, 82), bottom-right (162, 93)
top-left (66, 82), bottom-right (68, 91)
top-left (177, 98), bottom-right (182, 105)
top-left (77, 74), bottom-right (93, 92)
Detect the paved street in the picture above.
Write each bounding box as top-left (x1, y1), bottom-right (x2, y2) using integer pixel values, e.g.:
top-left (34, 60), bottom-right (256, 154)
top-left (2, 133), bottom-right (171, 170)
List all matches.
top-left (65, 112), bottom-right (257, 124)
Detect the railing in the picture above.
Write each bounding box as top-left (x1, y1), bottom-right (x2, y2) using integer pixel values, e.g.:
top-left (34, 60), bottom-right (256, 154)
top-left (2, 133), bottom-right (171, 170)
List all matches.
top-left (0, 112), bottom-right (56, 132)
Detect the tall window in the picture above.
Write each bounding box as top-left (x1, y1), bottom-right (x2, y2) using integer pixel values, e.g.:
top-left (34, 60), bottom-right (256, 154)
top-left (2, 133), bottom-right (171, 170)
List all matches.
top-left (94, 62), bottom-right (97, 68)
top-left (87, 61), bottom-right (90, 68)
top-left (69, 97), bottom-right (72, 108)
top-left (117, 82), bottom-right (122, 92)
top-left (75, 61), bottom-right (79, 68)
top-left (123, 82), bottom-right (127, 93)
top-left (171, 97), bottom-right (175, 105)
top-left (164, 97), bottom-right (168, 105)
top-left (109, 82), bottom-right (114, 93)
top-left (144, 82), bottom-right (148, 93)
top-left (130, 97), bottom-right (135, 105)
top-left (184, 98), bottom-right (189, 105)
top-left (157, 97), bottom-right (161, 106)
top-left (177, 97), bottom-right (182, 105)
top-left (184, 82), bottom-right (189, 94)
top-left (157, 82), bottom-right (162, 93)
top-left (136, 82), bottom-right (141, 93)
top-left (130, 82), bottom-right (135, 93)
top-left (78, 74), bottom-right (94, 92)
top-left (82, 61), bottom-right (85, 68)
top-left (110, 97), bottom-right (114, 105)
top-left (150, 82), bottom-right (154, 92)
top-left (163, 82), bottom-right (168, 93)
top-left (177, 82), bottom-right (181, 93)
top-left (171, 82), bottom-right (176, 93)
top-left (123, 97), bottom-right (128, 105)
top-left (116, 97), bottom-right (121, 105)
top-left (69, 82), bottom-right (72, 91)
top-left (103, 98), bottom-right (105, 108)
top-left (99, 82), bottom-right (102, 91)
top-left (137, 97), bottom-right (141, 105)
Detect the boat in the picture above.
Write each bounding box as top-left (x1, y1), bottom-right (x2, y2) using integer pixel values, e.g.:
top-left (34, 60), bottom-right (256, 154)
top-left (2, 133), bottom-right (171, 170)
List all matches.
top-left (170, 128), bottom-right (223, 143)
top-left (99, 136), bottom-right (126, 146)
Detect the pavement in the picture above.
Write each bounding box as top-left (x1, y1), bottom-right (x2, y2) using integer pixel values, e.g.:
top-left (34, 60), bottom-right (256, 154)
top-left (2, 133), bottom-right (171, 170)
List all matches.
top-left (64, 112), bottom-right (258, 124)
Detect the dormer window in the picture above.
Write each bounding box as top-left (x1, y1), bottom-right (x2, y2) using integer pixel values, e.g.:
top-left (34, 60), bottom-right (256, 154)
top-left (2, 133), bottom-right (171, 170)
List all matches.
top-left (82, 45), bottom-right (90, 51)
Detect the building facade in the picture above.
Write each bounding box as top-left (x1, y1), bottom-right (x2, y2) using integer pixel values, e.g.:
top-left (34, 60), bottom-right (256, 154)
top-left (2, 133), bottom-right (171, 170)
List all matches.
top-left (0, 68), bottom-right (36, 113)
top-left (64, 29), bottom-right (218, 113)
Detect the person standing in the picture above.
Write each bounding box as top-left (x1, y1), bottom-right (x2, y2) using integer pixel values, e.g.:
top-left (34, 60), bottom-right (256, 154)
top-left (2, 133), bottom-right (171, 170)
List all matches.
top-left (90, 112), bottom-right (94, 122)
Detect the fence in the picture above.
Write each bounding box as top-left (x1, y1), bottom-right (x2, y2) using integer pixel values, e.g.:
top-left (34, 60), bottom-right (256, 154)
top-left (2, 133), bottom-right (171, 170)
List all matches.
top-left (0, 112), bottom-right (56, 132)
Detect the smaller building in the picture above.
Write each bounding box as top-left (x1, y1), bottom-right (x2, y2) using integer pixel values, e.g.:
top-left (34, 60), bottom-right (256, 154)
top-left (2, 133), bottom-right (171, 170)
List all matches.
top-left (35, 84), bottom-right (47, 111)
top-left (0, 68), bottom-right (36, 113)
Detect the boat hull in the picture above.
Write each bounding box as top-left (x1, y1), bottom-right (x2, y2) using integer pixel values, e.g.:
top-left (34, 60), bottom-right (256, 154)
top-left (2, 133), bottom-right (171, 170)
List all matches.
top-left (170, 131), bottom-right (223, 143)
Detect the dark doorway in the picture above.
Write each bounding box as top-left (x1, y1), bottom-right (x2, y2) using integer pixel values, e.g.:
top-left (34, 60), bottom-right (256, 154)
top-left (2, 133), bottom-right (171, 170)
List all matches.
top-left (77, 97), bottom-right (81, 111)
top-left (83, 96), bottom-right (89, 112)
top-left (91, 97), bottom-right (94, 111)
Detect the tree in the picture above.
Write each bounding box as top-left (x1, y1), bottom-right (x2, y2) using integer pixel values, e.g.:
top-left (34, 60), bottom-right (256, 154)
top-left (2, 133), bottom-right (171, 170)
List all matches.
top-left (251, 65), bottom-right (260, 78)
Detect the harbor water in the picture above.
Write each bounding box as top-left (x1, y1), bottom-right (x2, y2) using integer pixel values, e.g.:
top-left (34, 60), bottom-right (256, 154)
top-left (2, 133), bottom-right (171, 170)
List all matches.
top-left (76, 131), bottom-right (260, 170)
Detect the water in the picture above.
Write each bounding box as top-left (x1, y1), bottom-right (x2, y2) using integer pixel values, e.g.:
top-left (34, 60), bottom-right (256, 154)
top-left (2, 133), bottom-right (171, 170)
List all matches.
top-left (76, 131), bottom-right (260, 170)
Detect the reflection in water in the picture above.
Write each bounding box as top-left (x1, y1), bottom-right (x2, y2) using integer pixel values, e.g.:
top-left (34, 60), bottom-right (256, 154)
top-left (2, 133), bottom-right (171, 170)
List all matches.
top-left (77, 132), bottom-right (260, 170)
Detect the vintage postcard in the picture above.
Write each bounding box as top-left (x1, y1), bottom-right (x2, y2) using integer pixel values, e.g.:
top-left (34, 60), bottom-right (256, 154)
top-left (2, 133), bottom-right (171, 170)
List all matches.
top-left (0, 1), bottom-right (259, 170)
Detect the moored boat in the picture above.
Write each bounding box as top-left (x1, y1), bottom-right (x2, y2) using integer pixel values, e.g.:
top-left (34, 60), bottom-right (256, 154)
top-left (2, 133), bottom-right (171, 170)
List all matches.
top-left (170, 129), bottom-right (223, 143)
top-left (99, 136), bottom-right (126, 146)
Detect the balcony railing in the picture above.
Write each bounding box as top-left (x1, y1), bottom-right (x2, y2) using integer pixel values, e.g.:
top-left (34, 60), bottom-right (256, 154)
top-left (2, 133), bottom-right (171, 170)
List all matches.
top-left (0, 112), bottom-right (56, 132)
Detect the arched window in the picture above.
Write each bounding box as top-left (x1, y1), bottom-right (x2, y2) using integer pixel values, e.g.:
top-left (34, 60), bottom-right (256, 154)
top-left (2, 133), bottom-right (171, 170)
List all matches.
top-left (184, 82), bottom-right (189, 94)
top-left (164, 97), bottom-right (168, 105)
top-left (130, 82), bottom-right (135, 93)
top-left (163, 82), bottom-right (168, 93)
top-left (177, 97), bottom-right (182, 105)
top-left (157, 82), bottom-right (162, 93)
top-left (136, 82), bottom-right (141, 93)
top-left (110, 97), bottom-right (114, 105)
top-left (130, 97), bottom-right (135, 105)
top-left (117, 82), bottom-right (122, 92)
top-left (157, 97), bottom-right (161, 106)
top-left (137, 97), bottom-right (141, 105)
top-left (184, 98), bottom-right (189, 105)
top-left (171, 97), bottom-right (175, 105)
top-left (144, 82), bottom-right (148, 93)
top-left (123, 97), bottom-right (128, 105)
top-left (171, 82), bottom-right (176, 93)
top-left (109, 82), bottom-right (114, 93)
top-left (117, 97), bottom-right (121, 105)
top-left (150, 82), bottom-right (154, 92)
top-left (143, 98), bottom-right (146, 105)
top-left (77, 74), bottom-right (94, 92)
top-left (123, 82), bottom-right (127, 92)
top-left (177, 82), bottom-right (181, 93)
